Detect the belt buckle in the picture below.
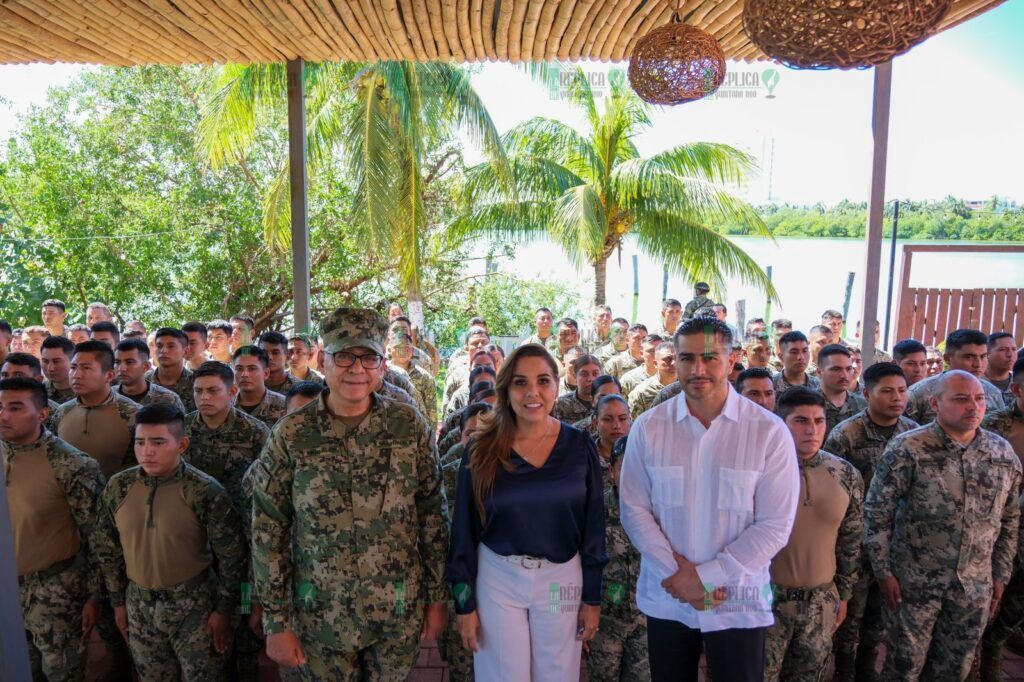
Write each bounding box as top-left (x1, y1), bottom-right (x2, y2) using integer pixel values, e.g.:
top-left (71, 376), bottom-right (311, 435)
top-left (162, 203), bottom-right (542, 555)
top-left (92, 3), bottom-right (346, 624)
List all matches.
top-left (520, 556), bottom-right (541, 569)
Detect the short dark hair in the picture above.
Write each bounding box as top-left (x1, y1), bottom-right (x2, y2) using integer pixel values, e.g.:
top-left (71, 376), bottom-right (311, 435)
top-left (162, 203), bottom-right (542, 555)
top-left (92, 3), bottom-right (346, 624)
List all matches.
top-left (892, 339), bottom-right (927, 362)
top-left (0, 320), bottom-right (12, 335)
top-left (68, 323), bottom-right (90, 334)
top-left (736, 367), bottom-right (773, 390)
top-left (154, 327), bottom-right (188, 346)
top-left (776, 386), bottom-right (826, 419)
top-left (821, 309), bottom-right (843, 320)
top-left (483, 343), bottom-right (505, 358)
top-left (41, 335), bottom-right (76, 356)
top-left (470, 381), bottom-right (495, 401)
top-left (181, 321), bottom-right (208, 339)
top-left (192, 361), bottom-right (234, 386)
top-left (744, 331), bottom-right (770, 345)
top-left (116, 338), bottom-right (151, 357)
top-left (390, 316), bottom-right (412, 328)
top-left (771, 318), bottom-right (793, 331)
top-left (596, 393), bottom-right (629, 416)
top-left (0, 377), bottom-right (49, 409)
top-left (571, 354), bottom-right (602, 373)
top-left (629, 323), bottom-right (648, 334)
top-left (259, 331), bottom-right (288, 348)
top-left (286, 381), bottom-right (325, 404)
top-left (817, 343), bottom-right (852, 366)
top-left (469, 365), bottom-right (497, 385)
top-left (862, 362), bottom-right (906, 390)
top-left (663, 298), bottom-right (681, 308)
top-left (1012, 357), bottom-right (1024, 383)
top-left (673, 317), bottom-right (733, 345)
top-left (592, 375), bottom-right (621, 394)
top-left (42, 299), bottom-right (66, 312)
top-left (557, 317), bottom-right (579, 331)
top-left (134, 403), bottom-right (186, 439)
top-left (535, 307), bottom-right (553, 316)
top-left (779, 331), bottom-right (808, 348)
top-left (808, 325), bottom-right (832, 337)
top-left (643, 334), bottom-right (664, 345)
top-left (468, 316), bottom-right (487, 328)
top-left (3, 352), bottom-right (42, 374)
top-left (123, 330), bottom-right (146, 340)
top-left (746, 317), bottom-right (766, 329)
top-left (230, 314), bottom-right (255, 327)
top-left (946, 329), bottom-right (988, 353)
top-left (90, 321), bottom-right (121, 344)
top-left (611, 317), bottom-right (630, 327)
top-left (207, 319), bottom-right (232, 335)
top-left (989, 332), bottom-right (1015, 348)
top-left (461, 402), bottom-right (492, 430)
top-left (73, 340), bottom-right (115, 371)
top-left (233, 345), bottom-right (269, 366)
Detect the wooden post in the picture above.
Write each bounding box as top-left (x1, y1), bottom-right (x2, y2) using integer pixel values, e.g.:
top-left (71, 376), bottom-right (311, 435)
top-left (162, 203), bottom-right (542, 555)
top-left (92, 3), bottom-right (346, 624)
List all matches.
top-left (764, 265), bottom-right (773, 321)
top-left (860, 61), bottom-right (893, 368)
top-left (842, 272), bottom-right (856, 338)
top-left (631, 255), bottom-right (639, 323)
top-left (0, 464), bottom-right (31, 680)
top-left (882, 200), bottom-right (900, 349)
top-left (287, 58), bottom-right (311, 333)
top-left (736, 300), bottom-right (746, 338)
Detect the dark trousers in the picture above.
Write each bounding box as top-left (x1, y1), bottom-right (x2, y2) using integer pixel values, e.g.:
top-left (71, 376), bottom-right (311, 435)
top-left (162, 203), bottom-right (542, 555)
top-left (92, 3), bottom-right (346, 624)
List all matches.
top-left (648, 615), bottom-right (766, 682)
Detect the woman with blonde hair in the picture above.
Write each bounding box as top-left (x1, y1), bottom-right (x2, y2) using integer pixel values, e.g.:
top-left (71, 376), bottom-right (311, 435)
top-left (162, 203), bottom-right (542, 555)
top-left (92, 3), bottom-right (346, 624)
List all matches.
top-left (446, 343), bottom-right (607, 681)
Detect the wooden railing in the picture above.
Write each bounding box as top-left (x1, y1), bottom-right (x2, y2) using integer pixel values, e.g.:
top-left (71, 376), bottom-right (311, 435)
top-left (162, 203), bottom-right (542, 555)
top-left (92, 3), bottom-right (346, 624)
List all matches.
top-left (894, 244), bottom-right (1024, 346)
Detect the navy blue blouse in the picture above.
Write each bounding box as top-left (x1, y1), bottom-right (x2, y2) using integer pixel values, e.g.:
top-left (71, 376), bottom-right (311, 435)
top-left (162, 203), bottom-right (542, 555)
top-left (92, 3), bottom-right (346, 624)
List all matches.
top-left (445, 423), bottom-right (607, 614)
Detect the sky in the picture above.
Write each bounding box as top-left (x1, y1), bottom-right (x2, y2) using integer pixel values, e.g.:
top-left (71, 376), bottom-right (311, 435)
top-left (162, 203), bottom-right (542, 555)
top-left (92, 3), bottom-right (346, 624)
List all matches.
top-left (1, 1), bottom-right (1022, 206)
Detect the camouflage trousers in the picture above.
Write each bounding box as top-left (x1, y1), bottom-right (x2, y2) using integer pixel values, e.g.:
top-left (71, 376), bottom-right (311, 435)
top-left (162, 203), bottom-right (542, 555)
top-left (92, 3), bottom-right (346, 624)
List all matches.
top-left (764, 583), bottom-right (841, 682)
top-left (20, 558), bottom-right (87, 682)
top-left (883, 582), bottom-right (990, 681)
top-left (587, 614), bottom-right (649, 682)
top-left (437, 599), bottom-right (474, 682)
top-left (279, 615), bottom-right (422, 682)
top-left (833, 570), bottom-right (888, 679)
top-left (982, 568), bottom-right (1024, 654)
top-left (125, 579), bottom-right (227, 681)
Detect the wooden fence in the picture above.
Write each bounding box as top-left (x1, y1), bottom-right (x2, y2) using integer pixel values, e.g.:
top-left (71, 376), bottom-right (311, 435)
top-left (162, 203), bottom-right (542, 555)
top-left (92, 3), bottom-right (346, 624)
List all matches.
top-left (894, 245), bottom-right (1024, 346)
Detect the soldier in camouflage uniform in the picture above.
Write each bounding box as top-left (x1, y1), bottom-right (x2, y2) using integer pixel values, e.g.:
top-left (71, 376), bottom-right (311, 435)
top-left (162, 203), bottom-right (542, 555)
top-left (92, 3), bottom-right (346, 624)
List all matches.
top-left (648, 381), bottom-right (682, 411)
top-left (619, 335), bottom-right (662, 398)
top-left (1, 377), bottom-right (106, 682)
top-left (604, 325), bottom-right (648, 379)
top-left (573, 376), bottom-right (624, 440)
top-left (438, 381), bottom-right (496, 457)
top-left (387, 336), bottom-right (437, 424)
top-left (519, 307), bottom-right (555, 349)
top-left (653, 298), bottom-right (683, 339)
top-left (260, 331), bottom-right (302, 396)
top-left (444, 327), bottom-right (493, 405)
top-left (595, 319), bottom-right (630, 368)
top-left (581, 305), bottom-right (614, 354)
top-left (41, 335), bottom-right (76, 404)
top-left (864, 370), bottom-right (1021, 680)
top-left (94, 403), bottom-right (245, 681)
top-left (984, 332), bottom-right (1018, 409)
top-left (114, 338), bottom-right (185, 410)
top-left (825, 363), bottom-right (919, 681)
top-left (445, 365), bottom-right (496, 422)
top-left (628, 341), bottom-right (676, 419)
top-left (3, 352), bottom-right (64, 430)
top-left (146, 327), bottom-right (196, 412)
top-left (251, 307), bottom-right (449, 680)
top-left (764, 388), bottom-right (864, 681)
top-left (773, 331), bottom-right (821, 394)
top-left (682, 283), bottom-right (713, 320)
top-left (553, 354), bottom-right (602, 423)
top-left (232, 345), bottom-right (287, 428)
top-left (905, 329), bottom-right (1007, 424)
top-left (288, 334), bottom-right (327, 384)
top-left (816, 344), bottom-right (869, 439)
top-left (979, 357), bottom-right (1024, 680)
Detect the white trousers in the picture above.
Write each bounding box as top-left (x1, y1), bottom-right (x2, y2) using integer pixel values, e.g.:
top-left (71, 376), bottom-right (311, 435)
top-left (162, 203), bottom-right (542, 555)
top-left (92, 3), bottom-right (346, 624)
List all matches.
top-left (474, 544), bottom-right (584, 682)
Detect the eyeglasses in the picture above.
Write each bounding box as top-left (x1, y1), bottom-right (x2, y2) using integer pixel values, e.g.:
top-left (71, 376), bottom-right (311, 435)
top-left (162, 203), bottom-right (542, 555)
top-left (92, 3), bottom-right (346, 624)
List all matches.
top-left (328, 351), bottom-right (384, 369)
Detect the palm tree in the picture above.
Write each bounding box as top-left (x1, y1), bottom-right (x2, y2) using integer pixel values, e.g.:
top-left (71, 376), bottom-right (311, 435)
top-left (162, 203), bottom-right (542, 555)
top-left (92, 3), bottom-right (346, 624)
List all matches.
top-left (452, 65), bottom-right (777, 306)
top-left (197, 61), bottom-right (510, 325)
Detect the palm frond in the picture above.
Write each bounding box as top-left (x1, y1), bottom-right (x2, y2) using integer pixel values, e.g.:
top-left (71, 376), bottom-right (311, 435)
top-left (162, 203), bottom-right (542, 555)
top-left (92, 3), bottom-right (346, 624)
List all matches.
top-left (549, 184), bottom-right (608, 266)
top-left (196, 63), bottom-right (286, 168)
top-left (649, 142), bottom-right (760, 187)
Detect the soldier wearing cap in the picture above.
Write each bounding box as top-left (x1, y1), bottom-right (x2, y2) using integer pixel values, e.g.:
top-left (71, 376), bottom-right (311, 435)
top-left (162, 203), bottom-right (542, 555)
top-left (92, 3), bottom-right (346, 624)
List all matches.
top-left (682, 283), bottom-right (713, 321)
top-left (251, 307), bottom-right (449, 679)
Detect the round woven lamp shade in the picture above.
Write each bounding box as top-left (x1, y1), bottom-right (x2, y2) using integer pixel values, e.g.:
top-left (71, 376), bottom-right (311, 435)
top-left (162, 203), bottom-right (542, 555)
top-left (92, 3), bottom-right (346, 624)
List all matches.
top-left (743, 0), bottom-right (953, 70)
top-left (628, 19), bottom-right (727, 105)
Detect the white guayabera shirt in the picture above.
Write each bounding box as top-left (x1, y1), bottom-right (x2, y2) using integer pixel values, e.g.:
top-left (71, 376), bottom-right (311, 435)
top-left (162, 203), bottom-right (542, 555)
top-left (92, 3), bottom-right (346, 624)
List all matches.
top-left (619, 386), bottom-right (799, 632)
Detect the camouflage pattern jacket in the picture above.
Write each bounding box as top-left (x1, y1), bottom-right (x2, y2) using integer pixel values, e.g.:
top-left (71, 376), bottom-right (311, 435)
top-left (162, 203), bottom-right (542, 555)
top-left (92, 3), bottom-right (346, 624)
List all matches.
top-left (824, 409), bottom-right (919, 487)
top-left (906, 372), bottom-right (1007, 425)
top-left (552, 390), bottom-right (594, 424)
top-left (185, 408), bottom-right (270, 507)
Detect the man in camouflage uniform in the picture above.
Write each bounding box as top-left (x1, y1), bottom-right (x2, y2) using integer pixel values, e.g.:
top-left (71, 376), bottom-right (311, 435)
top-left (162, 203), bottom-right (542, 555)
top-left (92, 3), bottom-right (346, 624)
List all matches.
top-left (619, 335), bottom-right (662, 398)
top-left (445, 352), bottom-right (496, 419)
top-left (114, 338), bottom-right (184, 409)
top-left (257, 331), bottom-right (300, 396)
top-left (826, 362), bottom-right (919, 681)
top-left (147, 327), bottom-right (196, 413)
top-left (40, 335), bottom-right (76, 404)
top-left (583, 305), bottom-right (614, 354)
top-left (864, 370), bottom-right (1021, 679)
top-left (979, 356), bottom-right (1024, 679)
top-left (288, 333), bottom-right (326, 384)
top-left (232, 345), bottom-right (287, 428)
top-left (251, 307), bottom-right (449, 680)
top-left (444, 326), bottom-right (492, 404)
top-left (628, 341), bottom-right (676, 419)
top-left (206, 319), bottom-right (234, 364)
top-left (1, 377), bottom-right (106, 682)
top-left (906, 329), bottom-right (1007, 424)
top-left (41, 298), bottom-right (69, 339)
top-left (985, 332), bottom-right (1018, 408)
top-left (653, 298), bottom-right (683, 338)
top-left (595, 318), bottom-right (630, 368)
top-left (764, 387), bottom-right (864, 681)
top-left (519, 307), bottom-right (554, 348)
top-left (553, 354), bottom-right (602, 423)
top-left (387, 335), bottom-right (438, 424)
top-left (604, 324), bottom-right (648, 379)
top-left (682, 283), bottom-right (713, 321)
top-left (94, 403), bottom-right (245, 681)
top-left (773, 331), bottom-right (821, 394)
top-left (387, 317), bottom-right (438, 375)
top-left (589, 435), bottom-right (649, 681)
top-left (735, 367), bottom-right (777, 412)
top-left (816, 344), bottom-right (868, 438)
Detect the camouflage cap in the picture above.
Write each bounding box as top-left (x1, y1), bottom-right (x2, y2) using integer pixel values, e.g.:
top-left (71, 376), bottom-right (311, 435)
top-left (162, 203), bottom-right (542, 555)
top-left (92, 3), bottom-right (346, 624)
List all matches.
top-left (319, 307), bottom-right (388, 356)
top-left (695, 282), bottom-right (711, 293)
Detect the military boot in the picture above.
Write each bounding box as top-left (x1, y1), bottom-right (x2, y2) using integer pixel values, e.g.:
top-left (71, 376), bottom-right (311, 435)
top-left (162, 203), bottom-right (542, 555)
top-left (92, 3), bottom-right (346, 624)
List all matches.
top-left (979, 644), bottom-right (1005, 682)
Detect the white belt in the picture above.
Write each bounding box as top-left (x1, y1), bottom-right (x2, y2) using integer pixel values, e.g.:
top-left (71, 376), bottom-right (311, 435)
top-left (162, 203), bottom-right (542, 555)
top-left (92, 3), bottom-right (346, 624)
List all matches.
top-left (500, 553), bottom-right (553, 569)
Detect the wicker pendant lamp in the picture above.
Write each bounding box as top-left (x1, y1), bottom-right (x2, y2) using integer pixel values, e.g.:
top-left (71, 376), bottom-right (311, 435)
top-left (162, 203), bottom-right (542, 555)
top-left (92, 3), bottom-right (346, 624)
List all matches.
top-left (628, 3), bottom-right (727, 105)
top-left (743, 0), bottom-right (954, 70)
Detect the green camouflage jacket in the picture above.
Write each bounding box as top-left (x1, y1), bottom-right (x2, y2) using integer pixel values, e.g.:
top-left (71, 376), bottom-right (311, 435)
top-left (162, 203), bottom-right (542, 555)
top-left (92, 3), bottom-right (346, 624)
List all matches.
top-left (823, 409), bottom-right (919, 487)
top-left (185, 408), bottom-right (270, 507)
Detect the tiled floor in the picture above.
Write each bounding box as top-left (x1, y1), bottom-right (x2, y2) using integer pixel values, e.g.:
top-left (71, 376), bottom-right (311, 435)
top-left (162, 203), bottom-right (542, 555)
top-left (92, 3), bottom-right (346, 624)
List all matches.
top-left (84, 634), bottom-right (1024, 680)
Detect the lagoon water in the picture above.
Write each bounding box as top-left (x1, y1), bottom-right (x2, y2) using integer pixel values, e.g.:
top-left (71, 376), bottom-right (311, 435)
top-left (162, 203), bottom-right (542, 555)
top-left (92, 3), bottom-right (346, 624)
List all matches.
top-left (481, 236), bottom-right (1024, 346)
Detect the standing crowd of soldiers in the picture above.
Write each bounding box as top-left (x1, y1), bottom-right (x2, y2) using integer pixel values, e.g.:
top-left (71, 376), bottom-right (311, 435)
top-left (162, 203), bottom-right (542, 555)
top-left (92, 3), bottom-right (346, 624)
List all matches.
top-left (1, 285), bottom-right (1022, 682)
